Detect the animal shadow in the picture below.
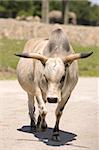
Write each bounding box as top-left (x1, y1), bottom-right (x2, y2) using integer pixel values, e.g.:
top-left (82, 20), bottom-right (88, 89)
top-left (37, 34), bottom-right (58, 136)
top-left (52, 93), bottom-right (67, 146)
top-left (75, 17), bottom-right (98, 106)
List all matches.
top-left (17, 125), bottom-right (77, 146)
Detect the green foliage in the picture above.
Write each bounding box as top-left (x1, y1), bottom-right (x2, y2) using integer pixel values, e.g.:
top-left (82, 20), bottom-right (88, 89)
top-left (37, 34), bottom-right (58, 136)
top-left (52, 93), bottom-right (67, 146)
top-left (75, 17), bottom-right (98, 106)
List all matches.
top-left (90, 5), bottom-right (99, 22)
top-left (50, 0), bottom-right (61, 11)
top-left (69, 1), bottom-right (99, 25)
top-left (49, 0), bottom-right (99, 25)
top-left (32, 1), bottom-right (41, 16)
top-left (17, 10), bottom-right (32, 17)
top-left (0, 5), bottom-right (5, 12)
top-left (0, 0), bottom-right (33, 17)
top-left (0, 0), bottom-right (99, 25)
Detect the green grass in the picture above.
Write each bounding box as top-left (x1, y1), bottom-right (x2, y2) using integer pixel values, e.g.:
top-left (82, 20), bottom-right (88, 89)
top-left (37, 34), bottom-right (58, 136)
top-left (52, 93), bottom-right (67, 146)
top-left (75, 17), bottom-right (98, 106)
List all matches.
top-left (0, 38), bottom-right (26, 69)
top-left (0, 38), bottom-right (26, 79)
top-left (73, 45), bottom-right (99, 76)
top-left (0, 38), bottom-right (99, 79)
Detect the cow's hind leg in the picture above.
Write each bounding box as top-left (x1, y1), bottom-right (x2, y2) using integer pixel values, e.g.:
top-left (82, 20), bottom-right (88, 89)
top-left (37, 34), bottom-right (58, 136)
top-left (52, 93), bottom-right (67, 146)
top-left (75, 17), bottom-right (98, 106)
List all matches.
top-left (52, 95), bottom-right (70, 141)
top-left (28, 94), bottom-right (36, 131)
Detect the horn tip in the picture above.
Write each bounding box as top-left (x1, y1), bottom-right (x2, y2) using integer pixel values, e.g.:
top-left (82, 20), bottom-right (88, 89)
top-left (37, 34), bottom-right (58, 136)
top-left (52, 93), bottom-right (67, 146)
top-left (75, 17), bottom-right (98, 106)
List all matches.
top-left (14, 53), bottom-right (23, 57)
top-left (80, 51), bottom-right (93, 58)
top-left (14, 53), bottom-right (20, 57)
top-left (14, 53), bottom-right (29, 58)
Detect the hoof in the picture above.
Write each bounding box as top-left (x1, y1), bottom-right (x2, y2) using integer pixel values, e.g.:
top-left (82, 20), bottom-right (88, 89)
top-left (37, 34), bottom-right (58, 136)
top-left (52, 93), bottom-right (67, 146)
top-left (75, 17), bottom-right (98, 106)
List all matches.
top-left (37, 115), bottom-right (47, 132)
top-left (41, 121), bottom-right (47, 131)
top-left (52, 132), bottom-right (61, 142)
top-left (30, 119), bottom-right (36, 132)
top-left (36, 121), bottom-right (47, 132)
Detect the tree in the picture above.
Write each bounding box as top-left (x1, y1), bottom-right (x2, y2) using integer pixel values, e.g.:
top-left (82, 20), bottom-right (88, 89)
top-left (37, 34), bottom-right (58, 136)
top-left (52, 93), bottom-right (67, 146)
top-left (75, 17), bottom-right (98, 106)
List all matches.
top-left (69, 0), bottom-right (99, 25)
top-left (62, 0), bottom-right (69, 24)
top-left (0, 0), bottom-right (99, 26)
top-left (42, 0), bottom-right (49, 23)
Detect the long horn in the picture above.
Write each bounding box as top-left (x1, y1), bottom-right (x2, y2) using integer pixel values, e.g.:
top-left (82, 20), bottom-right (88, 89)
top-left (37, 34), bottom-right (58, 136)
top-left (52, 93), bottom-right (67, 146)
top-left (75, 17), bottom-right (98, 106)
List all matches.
top-left (15, 52), bottom-right (48, 63)
top-left (63, 52), bottom-right (93, 62)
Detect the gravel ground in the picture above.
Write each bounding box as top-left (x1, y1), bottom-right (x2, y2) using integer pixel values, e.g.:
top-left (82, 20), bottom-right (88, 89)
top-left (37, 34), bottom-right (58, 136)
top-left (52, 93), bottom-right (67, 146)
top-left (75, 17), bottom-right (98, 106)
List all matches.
top-left (0, 78), bottom-right (99, 150)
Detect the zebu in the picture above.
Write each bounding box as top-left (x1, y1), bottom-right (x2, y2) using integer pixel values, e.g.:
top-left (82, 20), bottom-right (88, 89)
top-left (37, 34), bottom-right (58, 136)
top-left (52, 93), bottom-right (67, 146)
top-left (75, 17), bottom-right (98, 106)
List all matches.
top-left (16, 27), bottom-right (93, 141)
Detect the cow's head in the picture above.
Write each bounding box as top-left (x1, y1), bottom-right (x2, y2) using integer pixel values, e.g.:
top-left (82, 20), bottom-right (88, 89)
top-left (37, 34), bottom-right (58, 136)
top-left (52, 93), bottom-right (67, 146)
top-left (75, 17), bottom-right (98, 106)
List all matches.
top-left (15, 51), bottom-right (93, 103)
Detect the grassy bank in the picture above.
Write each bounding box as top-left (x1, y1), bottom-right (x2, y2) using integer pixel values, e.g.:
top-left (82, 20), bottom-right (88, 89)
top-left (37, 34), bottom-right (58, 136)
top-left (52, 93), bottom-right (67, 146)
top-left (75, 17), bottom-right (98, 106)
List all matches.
top-left (0, 38), bottom-right (26, 79)
top-left (0, 38), bottom-right (99, 79)
top-left (73, 45), bottom-right (99, 76)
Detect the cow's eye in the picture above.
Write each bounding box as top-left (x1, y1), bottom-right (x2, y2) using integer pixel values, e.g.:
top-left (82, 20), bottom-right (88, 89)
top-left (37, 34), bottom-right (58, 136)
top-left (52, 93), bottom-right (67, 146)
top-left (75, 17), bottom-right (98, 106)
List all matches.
top-left (60, 75), bottom-right (65, 83)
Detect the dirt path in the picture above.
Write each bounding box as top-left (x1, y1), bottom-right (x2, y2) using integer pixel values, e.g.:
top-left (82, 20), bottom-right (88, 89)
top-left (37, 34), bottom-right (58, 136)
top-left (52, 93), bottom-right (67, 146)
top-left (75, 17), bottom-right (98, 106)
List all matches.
top-left (0, 78), bottom-right (99, 150)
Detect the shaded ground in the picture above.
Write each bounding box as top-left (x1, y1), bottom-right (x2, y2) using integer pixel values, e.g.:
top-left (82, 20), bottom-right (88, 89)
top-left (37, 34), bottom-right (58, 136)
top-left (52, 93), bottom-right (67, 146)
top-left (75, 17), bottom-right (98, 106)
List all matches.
top-left (0, 78), bottom-right (99, 150)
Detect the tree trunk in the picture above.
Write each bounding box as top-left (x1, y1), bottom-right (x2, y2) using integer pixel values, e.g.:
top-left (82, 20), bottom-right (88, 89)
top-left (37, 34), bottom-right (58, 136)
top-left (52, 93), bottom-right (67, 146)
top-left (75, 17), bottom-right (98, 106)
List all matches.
top-left (42, 0), bottom-right (49, 23)
top-left (62, 0), bottom-right (69, 24)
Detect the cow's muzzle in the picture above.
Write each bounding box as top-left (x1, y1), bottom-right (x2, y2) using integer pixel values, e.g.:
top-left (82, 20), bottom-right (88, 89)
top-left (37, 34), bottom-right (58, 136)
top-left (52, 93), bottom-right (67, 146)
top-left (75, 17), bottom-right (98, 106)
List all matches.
top-left (47, 97), bottom-right (58, 103)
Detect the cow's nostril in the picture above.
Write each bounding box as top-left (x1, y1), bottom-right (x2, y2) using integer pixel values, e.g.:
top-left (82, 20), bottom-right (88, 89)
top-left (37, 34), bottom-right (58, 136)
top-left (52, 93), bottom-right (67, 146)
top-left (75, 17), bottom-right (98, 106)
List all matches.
top-left (47, 97), bottom-right (58, 103)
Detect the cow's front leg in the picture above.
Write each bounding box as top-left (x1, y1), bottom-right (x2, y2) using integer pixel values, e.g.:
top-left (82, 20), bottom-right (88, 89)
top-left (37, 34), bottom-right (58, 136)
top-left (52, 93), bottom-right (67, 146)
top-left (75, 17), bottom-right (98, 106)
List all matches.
top-left (36, 89), bottom-right (47, 131)
top-left (52, 95), bottom-right (70, 141)
top-left (37, 114), bottom-right (47, 131)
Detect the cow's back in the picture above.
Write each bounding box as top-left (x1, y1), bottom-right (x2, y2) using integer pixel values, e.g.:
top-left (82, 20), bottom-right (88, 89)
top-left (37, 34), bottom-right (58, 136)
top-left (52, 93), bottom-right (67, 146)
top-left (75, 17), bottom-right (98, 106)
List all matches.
top-left (23, 38), bottom-right (48, 54)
